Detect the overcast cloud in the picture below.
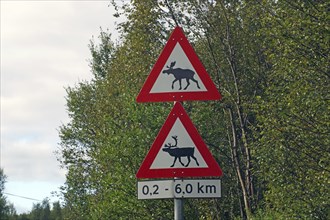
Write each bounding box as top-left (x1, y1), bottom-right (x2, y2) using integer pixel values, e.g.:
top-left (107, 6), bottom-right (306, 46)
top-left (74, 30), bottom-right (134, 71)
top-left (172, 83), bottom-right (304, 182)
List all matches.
top-left (1, 1), bottom-right (121, 213)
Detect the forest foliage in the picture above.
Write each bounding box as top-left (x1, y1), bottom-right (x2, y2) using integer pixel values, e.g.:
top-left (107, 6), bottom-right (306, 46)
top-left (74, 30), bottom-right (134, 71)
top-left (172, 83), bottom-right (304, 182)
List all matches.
top-left (57, 1), bottom-right (329, 219)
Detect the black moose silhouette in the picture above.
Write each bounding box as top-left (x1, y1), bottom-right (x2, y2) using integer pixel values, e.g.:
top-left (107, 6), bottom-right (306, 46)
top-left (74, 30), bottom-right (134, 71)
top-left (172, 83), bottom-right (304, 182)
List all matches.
top-left (162, 135), bottom-right (200, 167)
top-left (162, 61), bottom-right (201, 90)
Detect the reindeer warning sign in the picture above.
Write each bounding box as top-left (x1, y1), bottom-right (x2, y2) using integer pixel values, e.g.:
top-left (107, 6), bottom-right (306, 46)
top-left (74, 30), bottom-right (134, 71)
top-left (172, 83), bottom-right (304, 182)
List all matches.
top-left (136, 102), bottom-right (223, 179)
top-left (136, 26), bottom-right (221, 102)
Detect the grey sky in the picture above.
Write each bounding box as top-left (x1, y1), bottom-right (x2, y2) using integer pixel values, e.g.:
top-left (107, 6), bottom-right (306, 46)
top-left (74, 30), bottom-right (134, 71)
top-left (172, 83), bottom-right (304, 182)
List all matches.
top-left (1, 1), bottom-right (121, 213)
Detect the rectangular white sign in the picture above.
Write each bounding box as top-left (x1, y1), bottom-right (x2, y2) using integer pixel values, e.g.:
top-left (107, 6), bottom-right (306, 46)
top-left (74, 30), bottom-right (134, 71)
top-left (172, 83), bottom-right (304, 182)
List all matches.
top-left (137, 179), bottom-right (221, 199)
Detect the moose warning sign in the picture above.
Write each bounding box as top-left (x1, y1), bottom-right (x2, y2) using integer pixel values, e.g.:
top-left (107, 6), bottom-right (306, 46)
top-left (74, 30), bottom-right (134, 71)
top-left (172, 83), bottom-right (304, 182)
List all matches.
top-left (136, 102), bottom-right (223, 179)
top-left (136, 26), bottom-right (221, 102)
top-left (160, 61), bottom-right (202, 91)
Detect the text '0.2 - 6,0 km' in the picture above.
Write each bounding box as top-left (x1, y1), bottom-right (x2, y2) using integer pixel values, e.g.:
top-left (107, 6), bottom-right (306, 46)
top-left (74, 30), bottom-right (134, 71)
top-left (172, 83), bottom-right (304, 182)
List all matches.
top-left (137, 179), bottom-right (221, 200)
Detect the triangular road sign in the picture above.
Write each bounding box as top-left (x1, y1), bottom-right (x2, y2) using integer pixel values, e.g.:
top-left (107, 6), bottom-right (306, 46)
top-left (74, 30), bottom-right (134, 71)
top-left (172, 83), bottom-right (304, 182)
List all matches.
top-left (136, 102), bottom-right (223, 179)
top-left (136, 26), bottom-right (221, 103)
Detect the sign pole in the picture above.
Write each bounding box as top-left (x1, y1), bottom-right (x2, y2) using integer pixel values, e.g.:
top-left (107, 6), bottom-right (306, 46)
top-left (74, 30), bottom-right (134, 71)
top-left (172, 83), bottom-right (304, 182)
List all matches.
top-left (174, 196), bottom-right (184, 220)
top-left (173, 99), bottom-right (183, 220)
top-left (136, 26), bottom-right (223, 220)
top-left (174, 177), bottom-right (184, 220)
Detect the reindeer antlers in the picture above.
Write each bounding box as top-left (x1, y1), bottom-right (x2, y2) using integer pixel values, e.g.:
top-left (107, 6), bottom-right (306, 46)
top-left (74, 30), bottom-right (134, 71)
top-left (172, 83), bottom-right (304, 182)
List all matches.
top-left (164, 143), bottom-right (173, 148)
top-left (164, 135), bottom-right (178, 149)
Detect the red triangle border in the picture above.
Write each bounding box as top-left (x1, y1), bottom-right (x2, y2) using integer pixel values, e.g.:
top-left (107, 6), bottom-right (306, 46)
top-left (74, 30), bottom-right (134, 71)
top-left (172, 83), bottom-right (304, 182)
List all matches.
top-left (136, 102), bottom-right (223, 179)
top-left (136, 26), bottom-right (221, 103)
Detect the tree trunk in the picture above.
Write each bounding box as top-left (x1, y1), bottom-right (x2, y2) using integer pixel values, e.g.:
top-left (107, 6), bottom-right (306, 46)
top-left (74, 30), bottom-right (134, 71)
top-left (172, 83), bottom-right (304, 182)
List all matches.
top-left (227, 106), bottom-right (251, 219)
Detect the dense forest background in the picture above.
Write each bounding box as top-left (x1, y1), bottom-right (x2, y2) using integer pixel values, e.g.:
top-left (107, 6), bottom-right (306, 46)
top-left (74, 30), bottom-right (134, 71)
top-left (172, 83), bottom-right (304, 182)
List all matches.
top-left (2, 0), bottom-right (328, 219)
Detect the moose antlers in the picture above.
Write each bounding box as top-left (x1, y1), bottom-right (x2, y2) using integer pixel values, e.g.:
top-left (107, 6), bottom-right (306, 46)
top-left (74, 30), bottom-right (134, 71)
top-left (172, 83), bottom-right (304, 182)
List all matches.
top-left (166, 61), bottom-right (176, 69)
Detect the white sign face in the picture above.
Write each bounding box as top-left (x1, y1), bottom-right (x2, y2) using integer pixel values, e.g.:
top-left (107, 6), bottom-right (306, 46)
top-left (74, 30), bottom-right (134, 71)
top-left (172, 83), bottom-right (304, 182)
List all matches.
top-left (150, 43), bottom-right (207, 93)
top-left (137, 179), bottom-right (221, 199)
top-left (150, 118), bottom-right (208, 169)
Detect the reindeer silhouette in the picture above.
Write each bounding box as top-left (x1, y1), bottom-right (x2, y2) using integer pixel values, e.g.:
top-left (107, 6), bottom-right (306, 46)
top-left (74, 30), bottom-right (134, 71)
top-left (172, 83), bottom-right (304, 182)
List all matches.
top-left (162, 61), bottom-right (201, 90)
top-left (162, 135), bottom-right (200, 167)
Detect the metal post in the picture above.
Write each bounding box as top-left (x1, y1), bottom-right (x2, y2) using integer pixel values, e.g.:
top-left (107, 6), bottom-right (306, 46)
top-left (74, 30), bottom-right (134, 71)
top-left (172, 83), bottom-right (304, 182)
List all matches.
top-left (174, 177), bottom-right (184, 220)
top-left (173, 102), bottom-right (184, 220)
top-left (174, 197), bottom-right (184, 220)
